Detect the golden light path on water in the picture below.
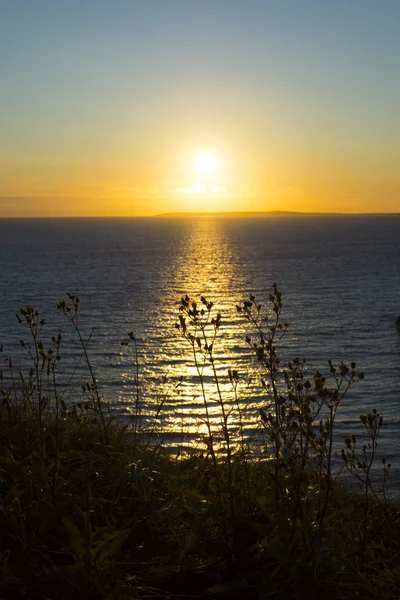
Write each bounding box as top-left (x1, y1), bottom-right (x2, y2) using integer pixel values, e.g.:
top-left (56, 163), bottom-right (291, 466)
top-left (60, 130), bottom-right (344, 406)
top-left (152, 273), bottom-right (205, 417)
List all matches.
top-left (119, 218), bottom-right (270, 455)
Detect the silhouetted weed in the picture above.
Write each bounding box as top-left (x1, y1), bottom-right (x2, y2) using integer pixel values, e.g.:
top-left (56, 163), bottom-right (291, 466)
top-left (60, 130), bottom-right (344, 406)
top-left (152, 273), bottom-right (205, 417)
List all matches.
top-left (0, 288), bottom-right (399, 599)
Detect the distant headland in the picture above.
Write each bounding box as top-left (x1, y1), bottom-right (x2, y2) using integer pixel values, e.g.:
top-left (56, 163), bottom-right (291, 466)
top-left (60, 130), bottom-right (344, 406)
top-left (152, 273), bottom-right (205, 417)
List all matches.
top-left (154, 210), bottom-right (399, 218)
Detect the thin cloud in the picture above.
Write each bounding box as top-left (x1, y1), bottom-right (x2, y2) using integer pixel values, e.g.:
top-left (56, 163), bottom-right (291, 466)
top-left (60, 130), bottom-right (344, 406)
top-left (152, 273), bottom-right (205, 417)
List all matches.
top-left (170, 181), bottom-right (227, 195)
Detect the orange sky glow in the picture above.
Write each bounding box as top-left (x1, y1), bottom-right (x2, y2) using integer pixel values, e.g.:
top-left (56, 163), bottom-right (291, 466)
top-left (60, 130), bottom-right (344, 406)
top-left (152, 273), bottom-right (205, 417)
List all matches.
top-left (1, 2), bottom-right (399, 217)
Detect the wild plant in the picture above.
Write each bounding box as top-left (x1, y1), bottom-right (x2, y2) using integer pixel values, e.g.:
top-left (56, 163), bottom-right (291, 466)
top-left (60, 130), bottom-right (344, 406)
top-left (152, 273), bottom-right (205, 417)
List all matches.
top-left (57, 293), bottom-right (109, 447)
top-left (236, 285), bottom-right (365, 552)
top-left (120, 330), bottom-right (144, 439)
top-left (15, 306), bottom-right (51, 452)
top-left (121, 331), bottom-right (180, 443)
top-left (2, 290), bottom-right (400, 600)
top-left (342, 409), bottom-right (391, 549)
top-left (1, 296), bottom-right (185, 598)
top-left (175, 292), bottom-right (251, 570)
top-left (175, 296), bottom-right (229, 497)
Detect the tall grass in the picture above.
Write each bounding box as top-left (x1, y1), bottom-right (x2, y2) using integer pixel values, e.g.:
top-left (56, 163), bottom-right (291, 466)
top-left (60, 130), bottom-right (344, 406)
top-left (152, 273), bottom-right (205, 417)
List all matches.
top-left (0, 287), bottom-right (399, 599)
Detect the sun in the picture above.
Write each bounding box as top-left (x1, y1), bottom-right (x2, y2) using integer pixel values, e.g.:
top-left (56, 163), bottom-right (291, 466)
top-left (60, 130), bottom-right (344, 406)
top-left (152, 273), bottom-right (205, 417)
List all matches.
top-left (194, 151), bottom-right (219, 175)
top-left (173, 149), bottom-right (227, 198)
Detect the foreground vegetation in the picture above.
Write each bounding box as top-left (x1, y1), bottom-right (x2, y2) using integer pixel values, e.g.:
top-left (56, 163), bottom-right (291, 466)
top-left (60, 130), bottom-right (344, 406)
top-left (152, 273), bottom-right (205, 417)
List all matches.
top-left (1, 289), bottom-right (400, 599)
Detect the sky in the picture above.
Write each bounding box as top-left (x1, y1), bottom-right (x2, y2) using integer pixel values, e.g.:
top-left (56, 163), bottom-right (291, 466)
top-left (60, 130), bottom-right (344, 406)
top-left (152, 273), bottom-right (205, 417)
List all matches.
top-left (0, 0), bottom-right (399, 217)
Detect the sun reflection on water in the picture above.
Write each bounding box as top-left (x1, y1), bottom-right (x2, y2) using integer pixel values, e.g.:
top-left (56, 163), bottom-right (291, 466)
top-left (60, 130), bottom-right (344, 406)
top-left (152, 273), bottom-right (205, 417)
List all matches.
top-left (129, 218), bottom-right (269, 455)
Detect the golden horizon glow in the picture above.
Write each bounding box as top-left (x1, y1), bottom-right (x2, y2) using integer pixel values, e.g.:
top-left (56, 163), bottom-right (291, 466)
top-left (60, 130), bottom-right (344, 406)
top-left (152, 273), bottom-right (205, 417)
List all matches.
top-left (2, 133), bottom-right (398, 217)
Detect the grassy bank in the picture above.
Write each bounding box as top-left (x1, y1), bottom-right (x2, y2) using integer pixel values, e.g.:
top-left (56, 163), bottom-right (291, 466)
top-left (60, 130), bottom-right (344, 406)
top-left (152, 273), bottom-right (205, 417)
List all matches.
top-left (1, 289), bottom-right (400, 599)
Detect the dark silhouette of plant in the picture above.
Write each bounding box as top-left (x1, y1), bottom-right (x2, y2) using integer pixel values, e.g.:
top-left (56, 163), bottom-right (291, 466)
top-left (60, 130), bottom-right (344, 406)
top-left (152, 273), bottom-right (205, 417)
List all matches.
top-left (175, 294), bottom-right (237, 564)
top-left (342, 409), bottom-right (390, 551)
top-left (57, 294), bottom-right (109, 447)
top-left (1, 289), bottom-right (399, 600)
top-left (236, 285), bottom-right (365, 558)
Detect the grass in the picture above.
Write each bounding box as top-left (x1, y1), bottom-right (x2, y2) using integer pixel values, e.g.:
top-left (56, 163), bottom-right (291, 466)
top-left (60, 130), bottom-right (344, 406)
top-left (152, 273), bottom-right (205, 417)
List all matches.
top-left (1, 288), bottom-right (400, 599)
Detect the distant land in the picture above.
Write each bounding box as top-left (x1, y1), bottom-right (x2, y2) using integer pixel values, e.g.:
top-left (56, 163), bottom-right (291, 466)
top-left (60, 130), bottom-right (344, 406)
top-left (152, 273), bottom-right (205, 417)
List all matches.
top-left (155, 210), bottom-right (400, 218)
top-left (1, 211), bottom-right (400, 219)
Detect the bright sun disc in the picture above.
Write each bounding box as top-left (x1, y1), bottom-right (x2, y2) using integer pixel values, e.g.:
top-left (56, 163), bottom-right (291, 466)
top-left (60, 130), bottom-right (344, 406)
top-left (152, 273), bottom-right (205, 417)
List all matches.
top-left (194, 151), bottom-right (218, 174)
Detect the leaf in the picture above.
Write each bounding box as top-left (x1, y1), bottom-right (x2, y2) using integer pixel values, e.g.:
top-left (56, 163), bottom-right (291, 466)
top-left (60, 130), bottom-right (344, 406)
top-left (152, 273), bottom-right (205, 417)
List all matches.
top-left (92, 527), bottom-right (132, 567)
top-left (207, 584), bottom-right (226, 594)
top-left (62, 516), bottom-right (86, 561)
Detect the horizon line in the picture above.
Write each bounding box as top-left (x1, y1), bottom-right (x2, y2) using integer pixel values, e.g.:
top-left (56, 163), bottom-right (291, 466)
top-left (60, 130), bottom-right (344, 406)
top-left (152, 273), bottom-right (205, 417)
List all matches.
top-left (1, 210), bottom-right (400, 220)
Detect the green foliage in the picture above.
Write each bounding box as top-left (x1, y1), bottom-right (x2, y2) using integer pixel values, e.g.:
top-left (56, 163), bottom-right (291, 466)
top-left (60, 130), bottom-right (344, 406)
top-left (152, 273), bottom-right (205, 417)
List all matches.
top-left (0, 287), bottom-right (399, 599)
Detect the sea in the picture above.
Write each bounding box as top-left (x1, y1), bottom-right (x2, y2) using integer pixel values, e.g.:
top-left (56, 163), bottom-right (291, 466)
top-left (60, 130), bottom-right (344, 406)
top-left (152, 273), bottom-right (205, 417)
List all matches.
top-left (1, 215), bottom-right (400, 489)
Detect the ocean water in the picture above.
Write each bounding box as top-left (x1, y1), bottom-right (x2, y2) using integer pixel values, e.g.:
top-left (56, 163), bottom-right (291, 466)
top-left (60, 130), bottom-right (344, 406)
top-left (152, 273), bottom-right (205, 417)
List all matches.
top-left (1, 215), bottom-right (400, 486)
